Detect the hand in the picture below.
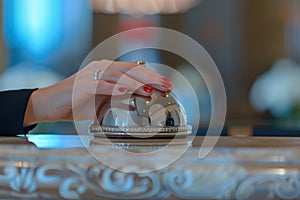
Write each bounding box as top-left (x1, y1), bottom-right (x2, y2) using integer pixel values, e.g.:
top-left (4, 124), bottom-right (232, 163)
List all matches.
top-left (23, 60), bottom-right (173, 126)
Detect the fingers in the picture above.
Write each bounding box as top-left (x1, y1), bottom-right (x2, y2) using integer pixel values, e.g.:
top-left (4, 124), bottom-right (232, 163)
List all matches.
top-left (95, 80), bottom-right (128, 95)
top-left (83, 59), bottom-right (173, 96)
top-left (87, 60), bottom-right (138, 73)
top-left (114, 62), bottom-right (174, 92)
top-left (124, 65), bottom-right (173, 92)
top-left (95, 70), bottom-right (155, 96)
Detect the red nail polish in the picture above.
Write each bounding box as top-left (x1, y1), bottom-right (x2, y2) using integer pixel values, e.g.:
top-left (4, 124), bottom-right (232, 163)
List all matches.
top-left (161, 78), bottom-right (173, 89)
top-left (161, 81), bottom-right (173, 89)
top-left (162, 77), bottom-right (171, 83)
top-left (129, 105), bottom-right (136, 111)
top-left (143, 86), bottom-right (154, 93)
top-left (119, 87), bottom-right (127, 93)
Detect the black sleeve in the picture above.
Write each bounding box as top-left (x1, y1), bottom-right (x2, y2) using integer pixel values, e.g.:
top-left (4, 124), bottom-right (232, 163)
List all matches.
top-left (0, 89), bottom-right (38, 136)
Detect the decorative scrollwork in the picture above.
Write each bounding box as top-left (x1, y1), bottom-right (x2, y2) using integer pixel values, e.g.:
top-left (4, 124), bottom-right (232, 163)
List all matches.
top-left (163, 164), bottom-right (247, 199)
top-left (0, 162), bottom-right (169, 199)
top-left (86, 164), bottom-right (167, 199)
top-left (0, 164), bottom-right (57, 199)
top-left (1, 147), bottom-right (300, 200)
top-left (235, 171), bottom-right (300, 200)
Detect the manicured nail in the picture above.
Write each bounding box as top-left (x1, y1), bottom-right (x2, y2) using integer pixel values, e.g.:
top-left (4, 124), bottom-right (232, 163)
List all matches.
top-left (161, 81), bottom-right (173, 89)
top-left (162, 77), bottom-right (171, 83)
top-left (143, 86), bottom-right (154, 93)
top-left (161, 77), bottom-right (173, 89)
top-left (118, 87), bottom-right (127, 93)
top-left (129, 105), bottom-right (136, 111)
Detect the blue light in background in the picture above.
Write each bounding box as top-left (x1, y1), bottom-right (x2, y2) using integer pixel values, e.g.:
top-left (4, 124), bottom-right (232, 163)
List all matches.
top-left (3, 0), bottom-right (63, 58)
top-left (2, 0), bottom-right (93, 75)
top-left (26, 134), bottom-right (87, 148)
top-left (1, 0), bottom-right (93, 136)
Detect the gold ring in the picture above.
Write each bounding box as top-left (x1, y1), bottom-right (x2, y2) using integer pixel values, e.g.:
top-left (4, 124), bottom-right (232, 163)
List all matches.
top-left (135, 60), bottom-right (146, 65)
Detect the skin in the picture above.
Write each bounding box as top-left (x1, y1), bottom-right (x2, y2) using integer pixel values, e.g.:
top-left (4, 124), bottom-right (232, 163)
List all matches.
top-left (23, 59), bottom-right (173, 127)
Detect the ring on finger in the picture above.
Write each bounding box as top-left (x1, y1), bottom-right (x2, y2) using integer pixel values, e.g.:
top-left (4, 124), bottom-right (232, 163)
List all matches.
top-left (135, 60), bottom-right (146, 65)
top-left (93, 69), bottom-right (101, 81)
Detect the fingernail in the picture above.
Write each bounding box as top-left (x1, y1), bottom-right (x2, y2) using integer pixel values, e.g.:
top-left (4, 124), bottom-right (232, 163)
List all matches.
top-left (162, 77), bottom-right (171, 83)
top-left (161, 78), bottom-right (173, 89)
top-left (129, 105), bottom-right (136, 111)
top-left (119, 87), bottom-right (127, 93)
top-left (143, 86), bottom-right (154, 93)
top-left (161, 81), bottom-right (173, 89)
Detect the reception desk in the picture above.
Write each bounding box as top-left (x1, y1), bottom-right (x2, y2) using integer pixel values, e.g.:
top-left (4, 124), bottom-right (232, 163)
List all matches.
top-left (1, 134), bottom-right (300, 199)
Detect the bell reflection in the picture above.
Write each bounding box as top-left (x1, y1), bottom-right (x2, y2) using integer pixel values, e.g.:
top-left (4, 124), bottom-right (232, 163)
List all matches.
top-left (97, 90), bottom-right (188, 127)
top-left (89, 90), bottom-right (192, 151)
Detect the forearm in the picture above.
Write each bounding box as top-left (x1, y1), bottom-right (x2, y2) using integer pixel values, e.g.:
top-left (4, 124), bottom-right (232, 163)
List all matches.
top-left (23, 78), bottom-right (74, 126)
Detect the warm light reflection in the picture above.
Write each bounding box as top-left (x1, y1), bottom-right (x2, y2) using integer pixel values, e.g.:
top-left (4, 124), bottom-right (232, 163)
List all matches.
top-left (272, 168), bottom-right (288, 175)
top-left (15, 161), bottom-right (31, 168)
top-left (93, 0), bottom-right (199, 15)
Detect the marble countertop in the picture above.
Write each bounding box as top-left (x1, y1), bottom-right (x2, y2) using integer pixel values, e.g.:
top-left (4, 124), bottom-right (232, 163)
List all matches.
top-left (1, 134), bottom-right (300, 199)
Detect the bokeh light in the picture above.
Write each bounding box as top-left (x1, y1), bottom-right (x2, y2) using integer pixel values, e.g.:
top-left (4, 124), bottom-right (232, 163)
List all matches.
top-left (93, 0), bottom-right (200, 16)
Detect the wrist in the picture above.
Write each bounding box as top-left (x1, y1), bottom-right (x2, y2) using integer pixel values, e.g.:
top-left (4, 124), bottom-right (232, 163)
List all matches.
top-left (23, 89), bottom-right (39, 127)
top-left (23, 88), bottom-right (49, 126)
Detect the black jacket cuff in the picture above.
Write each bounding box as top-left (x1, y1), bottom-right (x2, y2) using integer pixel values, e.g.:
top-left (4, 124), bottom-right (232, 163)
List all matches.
top-left (0, 89), bottom-right (38, 136)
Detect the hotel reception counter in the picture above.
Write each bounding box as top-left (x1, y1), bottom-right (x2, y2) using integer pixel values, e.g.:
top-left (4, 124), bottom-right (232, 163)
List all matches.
top-left (1, 134), bottom-right (300, 199)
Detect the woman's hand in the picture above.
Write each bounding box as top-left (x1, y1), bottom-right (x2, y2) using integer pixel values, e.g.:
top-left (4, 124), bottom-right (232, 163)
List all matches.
top-left (23, 60), bottom-right (173, 126)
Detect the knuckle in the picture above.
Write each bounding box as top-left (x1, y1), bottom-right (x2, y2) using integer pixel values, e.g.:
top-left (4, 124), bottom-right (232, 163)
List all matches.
top-left (101, 59), bottom-right (111, 63)
top-left (128, 62), bottom-right (139, 69)
top-left (104, 82), bottom-right (115, 92)
top-left (99, 59), bottom-right (113, 68)
top-left (122, 62), bottom-right (138, 72)
top-left (96, 80), bottom-right (110, 91)
top-left (97, 80), bottom-right (106, 86)
top-left (110, 71), bottom-right (123, 80)
top-left (89, 60), bottom-right (101, 67)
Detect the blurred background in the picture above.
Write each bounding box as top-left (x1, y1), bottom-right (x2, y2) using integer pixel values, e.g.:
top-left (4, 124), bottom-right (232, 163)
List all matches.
top-left (1, 0), bottom-right (300, 136)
